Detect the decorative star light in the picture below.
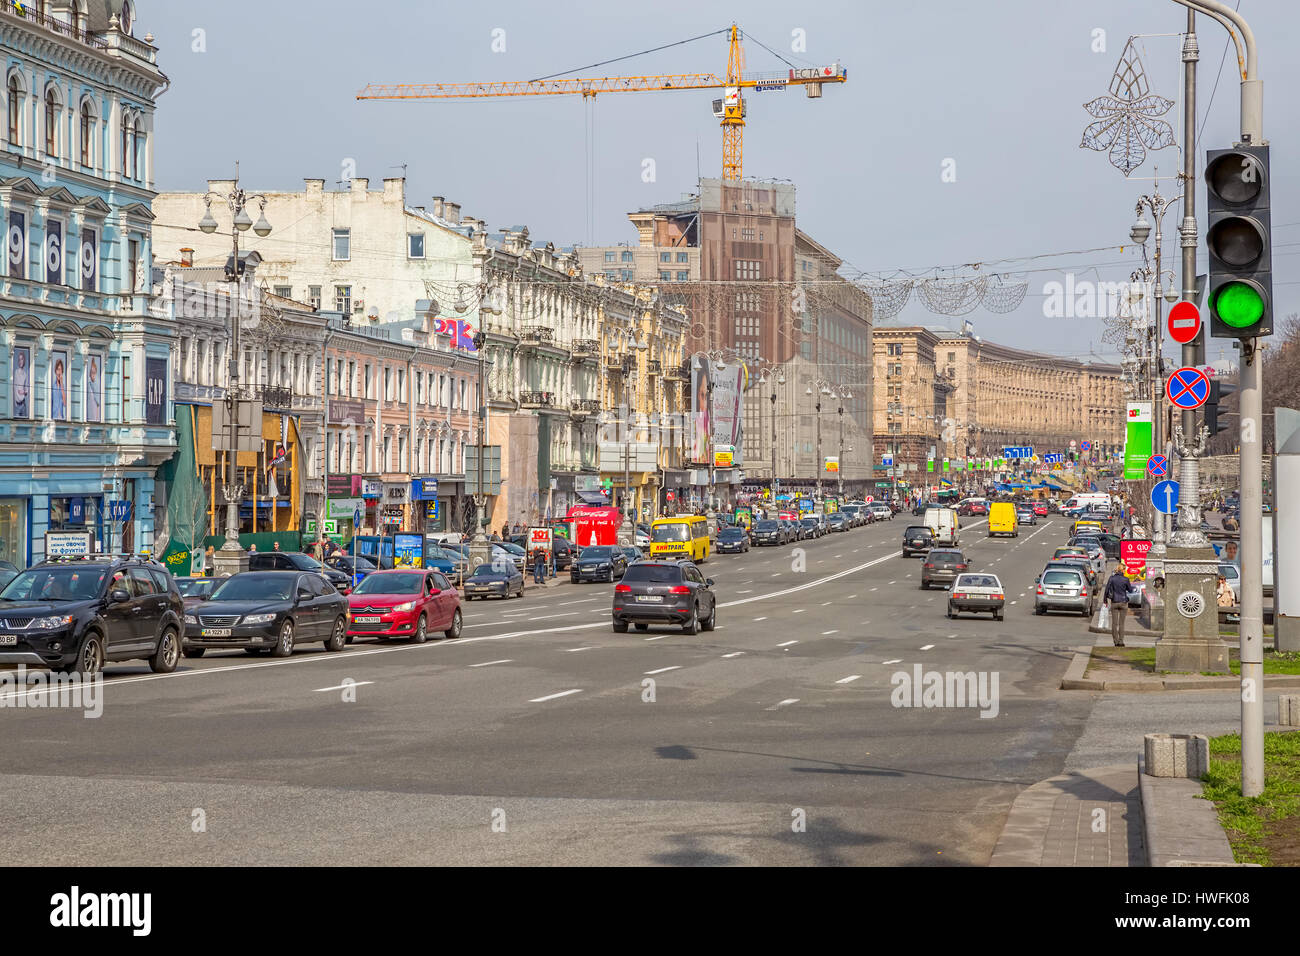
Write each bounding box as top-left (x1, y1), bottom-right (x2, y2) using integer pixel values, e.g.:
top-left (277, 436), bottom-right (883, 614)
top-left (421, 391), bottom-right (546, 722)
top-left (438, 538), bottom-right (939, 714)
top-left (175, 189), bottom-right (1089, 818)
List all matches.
top-left (1080, 39), bottom-right (1176, 177)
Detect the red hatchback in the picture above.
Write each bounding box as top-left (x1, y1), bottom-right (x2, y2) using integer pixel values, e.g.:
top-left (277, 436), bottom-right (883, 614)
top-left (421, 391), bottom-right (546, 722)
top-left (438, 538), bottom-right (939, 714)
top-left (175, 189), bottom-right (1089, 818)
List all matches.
top-left (1033, 503), bottom-right (1049, 517)
top-left (346, 569), bottom-right (463, 644)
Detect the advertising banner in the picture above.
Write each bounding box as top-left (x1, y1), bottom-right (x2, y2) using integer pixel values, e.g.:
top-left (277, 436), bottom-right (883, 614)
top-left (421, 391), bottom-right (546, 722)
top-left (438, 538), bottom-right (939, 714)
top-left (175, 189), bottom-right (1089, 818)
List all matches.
top-left (691, 356), bottom-right (745, 466)
top-left (145, 357), bottom-right (167, 425)
top-left (1124, 402), bottom-right (1153, 480)
top-left (393, 533), bottom-right (423, 568)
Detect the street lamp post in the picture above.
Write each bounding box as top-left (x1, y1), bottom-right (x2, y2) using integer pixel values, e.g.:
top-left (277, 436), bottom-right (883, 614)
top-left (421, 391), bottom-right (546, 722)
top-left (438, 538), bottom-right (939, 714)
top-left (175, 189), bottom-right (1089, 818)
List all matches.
top-left (837, 403), bottom-right (845, 498)
top-left (198, 175), bottom-right (271, 577)
top-left (618, 332), bottom-right (646, 544)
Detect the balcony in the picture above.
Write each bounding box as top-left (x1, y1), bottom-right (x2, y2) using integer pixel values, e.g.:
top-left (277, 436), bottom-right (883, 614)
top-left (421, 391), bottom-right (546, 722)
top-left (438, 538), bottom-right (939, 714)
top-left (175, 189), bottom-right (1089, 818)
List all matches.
top-left (519, 326), bottom-right (555, 347)
top-left (665, 361), bottom-right (690, 381)
top-left (519, 390), bottom-right (555, 408)
top-left (605, 356), bottom-right (631, 374)
top-left (0, 2), bottom-right (108, 51)
top-left (259, 385), bottom-right (293, 410)
top-left (571, 339), bottom-right (599, 356)
top-left (570, 398), bottom-right (601, 417)
top-left (646, 359), bottom-right (662, 375)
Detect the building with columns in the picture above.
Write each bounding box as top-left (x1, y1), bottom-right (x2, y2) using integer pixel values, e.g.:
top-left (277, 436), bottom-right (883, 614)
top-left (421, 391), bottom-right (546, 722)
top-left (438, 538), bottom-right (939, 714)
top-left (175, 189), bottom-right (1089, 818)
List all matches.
top-left (0, 0), bottom-right (170, 567)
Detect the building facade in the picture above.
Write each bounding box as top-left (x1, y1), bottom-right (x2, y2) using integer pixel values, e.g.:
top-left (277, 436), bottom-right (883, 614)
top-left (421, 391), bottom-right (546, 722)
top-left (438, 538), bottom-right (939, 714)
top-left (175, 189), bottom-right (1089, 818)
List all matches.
top-left (0, 0), bottom-right (170, 567)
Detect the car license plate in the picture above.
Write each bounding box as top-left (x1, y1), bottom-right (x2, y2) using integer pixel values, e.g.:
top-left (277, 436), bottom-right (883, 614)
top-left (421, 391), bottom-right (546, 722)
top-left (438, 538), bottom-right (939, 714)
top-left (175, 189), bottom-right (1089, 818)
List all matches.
top-left (353, 616), bottom-right (381, 624)
top-left (202, 628), bottom-right (232, 638)
top-left (0, 635), bottom-right (16, 646)
top-left (636, 595), bottom-right (663, 603)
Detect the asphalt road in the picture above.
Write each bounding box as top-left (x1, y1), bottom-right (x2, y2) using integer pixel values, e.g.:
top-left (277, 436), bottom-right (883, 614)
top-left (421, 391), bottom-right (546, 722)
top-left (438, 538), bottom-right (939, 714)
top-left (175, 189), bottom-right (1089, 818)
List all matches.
top-left (0, 513), bottom-right (1116, 865)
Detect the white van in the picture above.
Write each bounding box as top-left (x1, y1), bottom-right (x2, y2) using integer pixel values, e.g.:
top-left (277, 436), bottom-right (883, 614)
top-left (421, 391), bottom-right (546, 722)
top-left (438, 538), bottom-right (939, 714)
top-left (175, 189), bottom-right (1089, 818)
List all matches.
top-left (923, 507), bottom-right (960, 547)
top-left (1063, 493), bottom-right (1112, 513)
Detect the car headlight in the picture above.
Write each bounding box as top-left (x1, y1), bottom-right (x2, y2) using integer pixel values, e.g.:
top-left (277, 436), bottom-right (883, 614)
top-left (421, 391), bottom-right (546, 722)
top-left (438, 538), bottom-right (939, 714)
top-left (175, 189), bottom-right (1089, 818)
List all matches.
top-left (33, 615), bottom-right (74, 629)
top-left (241, 613), bottom-right (277, 625)
top-left (184, 613), bottom-right (198, 625)
top-left (392, 601), bottom-right (417, 612)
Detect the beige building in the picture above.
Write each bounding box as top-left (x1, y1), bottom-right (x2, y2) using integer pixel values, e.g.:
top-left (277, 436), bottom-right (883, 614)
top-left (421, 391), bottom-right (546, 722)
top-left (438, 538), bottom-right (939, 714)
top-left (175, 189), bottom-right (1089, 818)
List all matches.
top-left (874, 327), bottom-right (1124, 481)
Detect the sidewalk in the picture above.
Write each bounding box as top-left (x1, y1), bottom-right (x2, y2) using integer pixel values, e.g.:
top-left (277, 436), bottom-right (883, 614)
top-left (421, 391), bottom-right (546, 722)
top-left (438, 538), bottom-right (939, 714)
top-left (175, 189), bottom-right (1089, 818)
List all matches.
top-left (990, 765), bottom-right (1144, 866)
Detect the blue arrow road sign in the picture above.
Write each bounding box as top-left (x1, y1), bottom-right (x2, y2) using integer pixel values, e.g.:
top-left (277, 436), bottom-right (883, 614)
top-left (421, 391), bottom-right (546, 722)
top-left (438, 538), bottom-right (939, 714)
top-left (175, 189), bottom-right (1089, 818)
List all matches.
top-left (1152, 479), bottom-right (1180, 515)
top-left (1147, 454), bottom-right (1168, 478)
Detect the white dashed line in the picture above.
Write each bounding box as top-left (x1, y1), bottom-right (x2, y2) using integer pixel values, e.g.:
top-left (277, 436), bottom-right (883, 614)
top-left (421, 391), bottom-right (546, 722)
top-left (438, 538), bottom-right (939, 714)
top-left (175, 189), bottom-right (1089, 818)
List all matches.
top-left (920, 644), bottom-right (935, 651)
top-left (847, 594), bottom-right (857, 599)
top-left (777, 640), bottom-right (799, 647)
top-left (768, 698), bottom-right (799, 710)
top-left (721, 651), bottom-right (745, 658)
top-left (870, 587), bottom-right (878, 592)
top-left (529, 689), bottom-right (583, 703)
top-left (792, 609), bottom-right (805, 614)
top-left (313, 681), bottom-right (373, 693)
top-left (823, 629), bottom-right (839, 635)
top-left (882, 659), bottom-right (902, 665)
top-left (754, 616), bottom-right (767, 622)
top-left (836, 675), bottom-right (861, 684)
top-left (565, 646), bottom-right (596, 653)
top-left (644, 666), bottom-right (681, 675)
top-left (737, 589), bottom-right (753, 594)
top-left (468, 660), bottom-right (512, 668)
top-left (644, 636), bottom-right (669, 642)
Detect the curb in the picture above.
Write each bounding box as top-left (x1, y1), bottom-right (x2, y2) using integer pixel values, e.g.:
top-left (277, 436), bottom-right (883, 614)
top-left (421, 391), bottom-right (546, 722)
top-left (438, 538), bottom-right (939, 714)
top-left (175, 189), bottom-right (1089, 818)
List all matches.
top-left (1137, 755), bottom-right (1238, 867)
top-left (1060, 647), bottom-right (1300, 692)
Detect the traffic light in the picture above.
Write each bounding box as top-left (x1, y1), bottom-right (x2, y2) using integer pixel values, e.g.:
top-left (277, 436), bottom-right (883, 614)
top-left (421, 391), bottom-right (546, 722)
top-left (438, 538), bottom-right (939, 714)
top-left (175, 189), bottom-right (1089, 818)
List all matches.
top-left (1205, 145), bottom-right (1272, 338)
top-left (1203, 380), bottom-right (1236, 435)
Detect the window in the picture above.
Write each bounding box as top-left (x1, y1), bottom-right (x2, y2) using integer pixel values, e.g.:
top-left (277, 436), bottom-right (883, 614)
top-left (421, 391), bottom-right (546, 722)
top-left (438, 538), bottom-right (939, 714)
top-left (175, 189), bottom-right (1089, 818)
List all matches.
top-left (604, 251), bottom-right (615, 263)
top-left (127, 238), bottom-right (139, 294)
top-left (363, 433), bottom-right (372, 472)
top-left (347, 361), bottom-right (355, 397)
top-left (382, 436), bottom-right (391, 471)
top-left (408, 233), bottom-right (424, 258)
top-left (383, 366), bottom-right (392, 401)
top-left (948, 352), bottom-right (956, 363)
top-left (659, 252), bottom-right (671, 263)
top-left (79, 101), bottom-right (91, 166)
top-left (741, 227), bottom-right (755, 241)
top-left (308, 285), bottom-right (321, 310)
top-left (121, 114), bottom-right (134, 179)
top-left (7, 75), bottom-right (21, 148)
top-left (44, 88), bottom-right (57, 158)
top-left (676, 271), bottom-right (688, 281)
top-left (364, 363), bottom-right (372, 398)
top-left (659, 271), bottom-right (671, 282)
top-left (80, 227), bottom-right (97, 291)
top-left (676, 252), bottom-right (688, 263)
top-left (332, 228), bottom-right (350, 261)
top-left (734, 260), bottom-right (760, 280)
top-left (273, 285), bottom-right (292, 298)
top-left (620, 250), bottom-right (633, 262)
top-left (334, 285), bottom-right (352, 313)
top-left (620, 269), bottom-right (632, 281)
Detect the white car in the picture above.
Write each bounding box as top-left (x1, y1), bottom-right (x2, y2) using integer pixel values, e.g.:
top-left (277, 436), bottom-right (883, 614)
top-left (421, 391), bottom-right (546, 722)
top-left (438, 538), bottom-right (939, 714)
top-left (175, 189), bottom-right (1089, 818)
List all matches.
top-left (869, 503), bottom-right (893, 521)
top-left (947, 572), bottom-right (1006, 620)
top-left (634, 528), bottom-right (650, 551)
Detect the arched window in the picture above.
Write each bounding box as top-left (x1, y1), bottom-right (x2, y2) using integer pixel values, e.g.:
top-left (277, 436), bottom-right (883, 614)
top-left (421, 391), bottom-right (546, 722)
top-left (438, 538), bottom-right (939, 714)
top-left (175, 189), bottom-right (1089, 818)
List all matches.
top-left (7, 75), bottom-right (22, 148)
top-left (121, 112), bottom-right (134, 179)
top-left (79, 100), bottom-right (92, 167)
top-left (44, 88), bottom-right (58, 158)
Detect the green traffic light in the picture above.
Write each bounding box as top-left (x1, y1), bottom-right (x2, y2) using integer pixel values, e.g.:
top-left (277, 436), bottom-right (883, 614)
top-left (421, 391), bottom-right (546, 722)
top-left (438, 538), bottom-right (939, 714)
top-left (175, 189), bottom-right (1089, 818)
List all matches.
top-left (1213, 281), bottom-right (1265, 328)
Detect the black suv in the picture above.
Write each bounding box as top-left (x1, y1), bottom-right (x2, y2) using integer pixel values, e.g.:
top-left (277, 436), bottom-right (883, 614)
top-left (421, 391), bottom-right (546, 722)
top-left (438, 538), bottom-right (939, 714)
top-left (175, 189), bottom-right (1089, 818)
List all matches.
top-left (249, 550), bottom-right (351, 593)
top-left (612, 560), bottom-right (717, 635)
top-left (0, 556), bottom-right (186, 675)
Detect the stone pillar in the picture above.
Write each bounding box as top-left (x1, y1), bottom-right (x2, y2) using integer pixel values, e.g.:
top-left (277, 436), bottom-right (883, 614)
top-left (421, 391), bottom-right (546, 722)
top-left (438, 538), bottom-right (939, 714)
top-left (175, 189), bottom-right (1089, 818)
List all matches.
top-left (1156, 545), bottom-right (1229, 672)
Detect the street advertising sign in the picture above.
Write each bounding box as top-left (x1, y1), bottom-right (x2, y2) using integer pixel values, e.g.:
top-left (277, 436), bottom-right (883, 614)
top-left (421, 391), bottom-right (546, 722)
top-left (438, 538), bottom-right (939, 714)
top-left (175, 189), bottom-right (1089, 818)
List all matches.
top-left (1166, 367), bottom-right (1211, 410)
top-left (824, 457), bottom-right (839, 473)
top-left (823, 497), bottom-right (839, 515)
top-left (393, 533), bottom-right (423, 568)
top-left (1124, 402), bottom-right (1153, 480)
top-left (107, 499), bottom-right (132, 522)
top-left (666, 491), bottom-right (675, 502)
top-left (1167, 301), bottom-right (1201, 345)
top-left (361, 479), bottom-right (382, 498)
top-left (529, 527), bottom-right (552, 552)
top-left (714, 447), bottom-right (734, 468)
top-left (1151, 479), bottom-right (1180, 515)
top-left (1120, 539), bottom-right (1152, 579)
top-left (45, 531), bottom-right (92, 557)
top-left (145, 357), bottom-right (167, 425)
top-left (385, 483), bottom-right (411, 505)
top-left (327, 497), bottom-right (364, 519)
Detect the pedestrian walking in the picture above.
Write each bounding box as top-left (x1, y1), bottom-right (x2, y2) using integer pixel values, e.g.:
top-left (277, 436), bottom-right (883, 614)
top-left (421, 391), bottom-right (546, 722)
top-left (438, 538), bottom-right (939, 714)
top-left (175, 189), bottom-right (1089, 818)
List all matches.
top-left (248, 543), bottom-right (257, 554)
top-left (203, 545), bottom-right (215, 578)
top-left (1104, 564), bottom-right (1131, 647)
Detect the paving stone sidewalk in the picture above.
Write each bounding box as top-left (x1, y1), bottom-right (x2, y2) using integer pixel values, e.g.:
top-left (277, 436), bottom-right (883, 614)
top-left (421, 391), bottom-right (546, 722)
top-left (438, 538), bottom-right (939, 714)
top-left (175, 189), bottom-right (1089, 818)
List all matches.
top-left (990, 765), bottom-right (1144, 866)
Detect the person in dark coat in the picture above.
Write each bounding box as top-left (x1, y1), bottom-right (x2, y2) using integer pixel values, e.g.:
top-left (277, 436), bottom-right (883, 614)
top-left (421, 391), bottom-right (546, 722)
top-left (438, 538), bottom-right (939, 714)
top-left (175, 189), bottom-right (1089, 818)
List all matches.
top-left (1104, 564), bottom-right (1131, 647)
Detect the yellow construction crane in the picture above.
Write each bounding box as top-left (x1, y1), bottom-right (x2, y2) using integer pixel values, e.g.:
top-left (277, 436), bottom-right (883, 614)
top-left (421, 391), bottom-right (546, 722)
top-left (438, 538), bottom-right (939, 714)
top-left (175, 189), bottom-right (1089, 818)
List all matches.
top-left (357, 24), bottom-right (846, 181)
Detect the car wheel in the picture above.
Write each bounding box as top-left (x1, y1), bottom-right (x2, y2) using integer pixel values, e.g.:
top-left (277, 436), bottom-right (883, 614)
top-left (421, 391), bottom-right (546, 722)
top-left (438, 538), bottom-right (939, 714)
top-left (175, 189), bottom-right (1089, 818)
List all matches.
top-left (149, 628), bottom-right (180, 673)
top-left (1034, 605), bottom-right (1046, 616)
top-left (682, 605), bottom-right (699, 636)
top-left (701, 602), bottom-right (716, 632)
top-left (612, 619), bottom-right (629, 633)
top-left (946, 604), bottom-right (954, 619)
top-left (324, 616), bottom-right (348, 652)
top-left (410, 614), bottom-right (428, 645)
top-left (920, 581), bottom-right (928, 590)
top-left (994, 610), bottom-right (1003, 621)
top-left (271, 619), bottom-right (295, 657)
top-left (182, 647), bottom-right (205, 659)
top-left (635, 623), bottom-right (649, 632)
top-left (62, 632), bottom-right (104, 676)
top-left (444, 608), bottom-right (463, 640)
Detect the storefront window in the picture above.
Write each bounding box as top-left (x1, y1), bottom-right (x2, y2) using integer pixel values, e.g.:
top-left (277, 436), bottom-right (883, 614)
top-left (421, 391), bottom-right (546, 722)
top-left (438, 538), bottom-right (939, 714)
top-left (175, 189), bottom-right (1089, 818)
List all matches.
top-left (48, 496), bottom-right (104, 552)
top-left (0, 498), bottom-right (28, 568)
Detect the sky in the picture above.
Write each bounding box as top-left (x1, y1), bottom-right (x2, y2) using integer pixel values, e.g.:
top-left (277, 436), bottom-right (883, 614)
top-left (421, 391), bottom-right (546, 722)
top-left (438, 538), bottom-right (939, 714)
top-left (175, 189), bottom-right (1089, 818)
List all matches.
top-left (142, 0), bottom-right (1295, 366)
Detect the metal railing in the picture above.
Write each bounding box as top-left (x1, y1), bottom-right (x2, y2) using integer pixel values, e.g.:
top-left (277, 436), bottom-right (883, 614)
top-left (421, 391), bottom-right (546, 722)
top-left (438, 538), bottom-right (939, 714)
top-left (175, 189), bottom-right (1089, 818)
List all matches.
top-left (520, 326), bottom-right (555, 345)
top-left (571, 339), bottom-right (599, 355)
top-left (646, 359), bottom-right (662, 375)
top-left (1, 2), bottom-right (107, 49)
top-left (570, 398), bottom-right (601, 413)
top-left (519, 390), bottom-right (554, 407)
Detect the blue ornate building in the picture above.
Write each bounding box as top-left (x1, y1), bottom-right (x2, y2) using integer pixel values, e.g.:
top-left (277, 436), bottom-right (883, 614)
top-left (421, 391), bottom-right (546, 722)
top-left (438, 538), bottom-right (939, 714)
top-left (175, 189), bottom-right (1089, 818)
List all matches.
top-left (0, 0), bottom-right (170, 567)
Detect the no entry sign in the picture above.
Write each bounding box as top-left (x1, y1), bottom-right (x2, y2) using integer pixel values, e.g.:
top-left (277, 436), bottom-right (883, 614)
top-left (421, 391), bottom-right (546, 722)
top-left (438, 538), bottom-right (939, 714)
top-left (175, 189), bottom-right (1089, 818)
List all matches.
top-left (1166, 367), bottom-right (1211, 410)
top-left (1167, 301), bottom-right (1201, 345)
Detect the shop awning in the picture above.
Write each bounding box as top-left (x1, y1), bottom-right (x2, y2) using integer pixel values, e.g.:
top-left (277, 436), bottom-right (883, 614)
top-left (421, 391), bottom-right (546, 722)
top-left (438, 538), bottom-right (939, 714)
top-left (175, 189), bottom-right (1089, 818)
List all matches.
top-left (576, 491), bottom-right (608, 505)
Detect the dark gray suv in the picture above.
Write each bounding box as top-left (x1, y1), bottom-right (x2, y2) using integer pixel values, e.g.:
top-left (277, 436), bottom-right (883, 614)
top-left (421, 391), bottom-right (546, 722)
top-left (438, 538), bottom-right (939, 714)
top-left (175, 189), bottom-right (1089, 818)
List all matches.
top-left (612, 560), bottom-right (717, 635)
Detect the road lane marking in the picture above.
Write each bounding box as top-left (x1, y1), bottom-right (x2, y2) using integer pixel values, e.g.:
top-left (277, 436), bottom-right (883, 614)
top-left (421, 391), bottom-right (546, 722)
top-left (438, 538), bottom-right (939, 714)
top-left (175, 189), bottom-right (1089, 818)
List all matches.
top-left (920, 644), bottom-right (935, 651)
top-left (644, 635), bottom-right (669, 641)
top-left (754, 617), bottom-right (767, 622)
top-left (721, 652), bottom-right (745, 658)
top-left (823, 629), bottom-right (839, 635)
top-left (847, 594), bottom-right (857, 599)
top-left (870, 587), bottom-right (878, 592)
top-left (771, 572), bottom-right (781, 577)
top-left (565, 646), bottom-right (596, 653)
top-left (559, 598), bottom-right (600, 606)
top-left (645, 666), bottom-right (682, 675)
top-left (768, 698), bottom-right (799, 710)
top-left (777, 640), bottom-right (799, 647)
top-left (792, 609), bottom-right (805, 614)
top-left (836, 675), bottom-right (861, 684)
top-left (529, 689), bottom-right (582, 703)
top-left (313, 681), bottom-right (374, 692)
top-left (882, 659), bottom-right (902, 665)
top-left (469, 659), bottom-right (512, 668)
top-left (737, 589), bottom-right (753, 594)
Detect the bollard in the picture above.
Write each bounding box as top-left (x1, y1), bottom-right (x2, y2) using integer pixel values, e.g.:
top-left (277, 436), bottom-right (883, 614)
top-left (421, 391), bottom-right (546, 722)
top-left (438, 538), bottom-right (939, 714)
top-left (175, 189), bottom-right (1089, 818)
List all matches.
top-left (1143, 733), bottom-right (1210, 778)
top-left (1280, 695), bottom-right (1300, 728)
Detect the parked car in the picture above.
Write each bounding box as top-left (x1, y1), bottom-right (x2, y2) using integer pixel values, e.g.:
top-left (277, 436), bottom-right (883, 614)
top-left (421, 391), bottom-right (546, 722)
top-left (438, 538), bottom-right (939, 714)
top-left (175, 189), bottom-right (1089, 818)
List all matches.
top-left (1015, 506), bottom-right (1038, 526)
top-left (325, 552), bottom-right (378, 584)
top-left (800, 516), bottom-right (825, 539)
top-left (947, 572), bottom-right (1006, 620)
top-left (921, 549), bottom-right (968, 590)
top-left (346, 568), bottom-right (463, 641)
top-left (0, 559), bottom-right (18, 593)
top-left (868, 502), bottom-right (893, 521)
top-left (612, 560), bottom-right (717, 635)
top-left (249, 550), bottom-right (352, 594)
top-left (1034, 566), bottom-right (1094, 617)
top-left (827, 513), bottom-right (851, 533)
top-left (785, 519), bottom-right (807, 541)
top-left (751, 520), bottom-right (786, 546)
top-left (1033, 503), bottom-right (1049, 517)
top-left (175, 576), bottom-right (219, 609)
top-left (619, 545), bottom-right (643, 567)
top-left (0, 555), bottom-right (185, 675)
top-left (183, 570), bottom-right (348, 657)
top-left (462, 562), bottom-right (525, 601)
top-left (901, 525), bottom-right (936, 558)
top-left (570, 546), bottom-right (629, 583)
top-left (715, 526), bottom-right (750, 553)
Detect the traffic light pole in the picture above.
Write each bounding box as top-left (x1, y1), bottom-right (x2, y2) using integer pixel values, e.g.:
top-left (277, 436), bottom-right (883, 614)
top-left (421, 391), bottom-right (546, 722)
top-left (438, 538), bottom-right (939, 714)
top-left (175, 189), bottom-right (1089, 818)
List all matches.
top-left (1175, 0), bottom-right (1264, 797)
